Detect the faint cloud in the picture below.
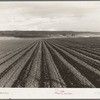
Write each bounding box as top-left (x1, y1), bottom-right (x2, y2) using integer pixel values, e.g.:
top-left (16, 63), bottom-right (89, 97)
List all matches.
top-left (0, 1), bottom-right (100, 31)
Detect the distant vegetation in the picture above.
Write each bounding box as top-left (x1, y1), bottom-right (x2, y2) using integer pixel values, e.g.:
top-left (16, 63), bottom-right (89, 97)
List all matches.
top-left (0, 31), bottom-right (100, 38)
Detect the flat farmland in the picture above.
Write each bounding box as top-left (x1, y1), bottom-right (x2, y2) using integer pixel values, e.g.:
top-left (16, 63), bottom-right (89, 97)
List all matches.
top-left (0, 36), bottom-right (100, 88)
top-left (0, 37), bottom-right (36, 56)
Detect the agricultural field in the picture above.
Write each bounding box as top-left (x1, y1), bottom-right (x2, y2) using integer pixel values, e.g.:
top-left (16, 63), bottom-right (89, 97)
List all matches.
top-left (0, 36), bottom-right (100, 88)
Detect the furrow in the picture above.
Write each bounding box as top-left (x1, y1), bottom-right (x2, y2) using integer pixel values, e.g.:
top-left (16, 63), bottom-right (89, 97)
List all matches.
top-left (25, 41), bottom-right (42, 87)
top-left (43, 41), bottom-right (66, 88)
top-left (0, 42), bottom-right (39, 87)
top-left (47, 41), bottom-right (100, 87)
top-left (0, 40), bottom-right (37, 65)
top-left (0, 42), bottom-right (37, 75)
top-left (11, 42), bottom-right (39, 87)
top-left (39, 41), bottom-right (51, 87)
top-left (49, 40), bottom-right (100, 71)
top-left (45, 41), bottom-right (95, 88)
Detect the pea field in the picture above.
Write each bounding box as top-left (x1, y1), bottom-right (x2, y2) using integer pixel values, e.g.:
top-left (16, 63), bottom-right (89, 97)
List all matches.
top-left (0, 37), bottom-right (100, 88)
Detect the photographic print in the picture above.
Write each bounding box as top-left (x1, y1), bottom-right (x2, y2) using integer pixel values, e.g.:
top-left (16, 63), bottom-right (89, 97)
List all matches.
top-left (0, 1), bottom-right (100, 89)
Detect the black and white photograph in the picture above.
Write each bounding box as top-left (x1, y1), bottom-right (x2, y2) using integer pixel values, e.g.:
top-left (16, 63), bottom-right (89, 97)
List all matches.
top-left (0, 1), bottom-right (100, 88)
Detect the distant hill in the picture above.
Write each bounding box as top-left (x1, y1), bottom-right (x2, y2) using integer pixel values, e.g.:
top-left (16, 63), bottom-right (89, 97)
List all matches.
top-left (0, 31), bottom-right (100, 38)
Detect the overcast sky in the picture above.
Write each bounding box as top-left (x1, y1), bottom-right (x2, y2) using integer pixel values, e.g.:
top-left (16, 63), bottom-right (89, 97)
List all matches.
top-left (0, 1), bottom-right (100, 32)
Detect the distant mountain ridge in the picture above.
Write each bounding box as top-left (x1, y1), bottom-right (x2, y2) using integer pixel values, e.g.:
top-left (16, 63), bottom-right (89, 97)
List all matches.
top-left (0, 31), bottom-right (100, 37)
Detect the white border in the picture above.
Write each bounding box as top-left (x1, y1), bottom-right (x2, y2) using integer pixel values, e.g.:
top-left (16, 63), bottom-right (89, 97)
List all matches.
top-left (0, 1), bottom-right (100, 99)
top-left (0, 88), bottom-right (100, 99)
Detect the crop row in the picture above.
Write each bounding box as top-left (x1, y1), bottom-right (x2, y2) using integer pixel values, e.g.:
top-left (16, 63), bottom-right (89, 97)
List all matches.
top-left (0, 37), bottom-right (99, 87)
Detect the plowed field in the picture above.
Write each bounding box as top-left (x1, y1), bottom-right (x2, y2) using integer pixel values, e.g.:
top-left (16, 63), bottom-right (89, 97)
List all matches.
top-left (0, 37), bottom-right (100, 88)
